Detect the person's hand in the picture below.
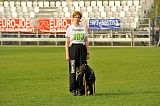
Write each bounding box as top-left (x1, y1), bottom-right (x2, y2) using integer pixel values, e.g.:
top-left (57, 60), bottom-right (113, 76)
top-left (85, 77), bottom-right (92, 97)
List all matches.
top-left (86, 53), bottom-right (89, 60)
top-left (66, 55), bottom-right (70, 61)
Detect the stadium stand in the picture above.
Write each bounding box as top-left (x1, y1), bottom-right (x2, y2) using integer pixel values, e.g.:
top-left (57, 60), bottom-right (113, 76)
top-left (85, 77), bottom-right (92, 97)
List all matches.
top-left (0, 0), bottom-right (156, 46)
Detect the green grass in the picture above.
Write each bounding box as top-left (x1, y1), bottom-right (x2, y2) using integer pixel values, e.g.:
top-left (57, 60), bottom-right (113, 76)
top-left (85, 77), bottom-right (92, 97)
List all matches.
top-left (0, 47), bottom-right (160, 106)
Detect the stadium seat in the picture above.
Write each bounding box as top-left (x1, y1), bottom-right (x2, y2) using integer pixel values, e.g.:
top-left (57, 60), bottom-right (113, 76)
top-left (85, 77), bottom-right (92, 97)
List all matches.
top-left (73, 1), bottom-right (79, 7)
top-left (99, 6), bottom-right (104, 12)
top-left (134, 0), bottom-right (139, 6)
top-left (121, 1), bottom-right (126, 6)
top-left (50, 1), bottom-right (55, 7)
top-left (22, 7), bottom-right (28, 12)
top-left (63, 7), bottom-right (68, 12)
top-left (150, 0), bottom-right (154, 5)
top-left (109, 1), bottom-right (114, 6)
top-left (88, 12), bottom-right (94, 18)
top-left (0, 12), bottom-right (5, 18)
top-left (28, 7), bottom-right (34, 12)
top-left (91, 1), bottom-right (96, 6)
top-left (94, 12), bottom-right (101, 18)
top-left (82, 12), bottom-right (88, 18)
top-left (23, 12), bottom-right (29, 18)
top-left (16, 1), bottom-right (21, 7)
top-left (57, 7), bottom-right (63, 12)
top-left (27, 1), bottom-right (32, 7)
top-left (132, 11), bottom-right (138, 17)
top-left (4, 1), bottom-right (9, 7)
top-left (131, 22), bottom-right (137, 29)
top-left (10, 1), bottom-right (15, 7)
top-left (97, 1), bottom-right (102, 6)
top-left (121, 17), bottom-right (128, 23)
top-left (33, 2), bottom-right (37, 7)
top-left (115, 1), bottom-right (120, 6)
top-left (4, 7), bottom-right (10, 12)
top-left (93, 6), bottom-right (98, 12)
top-left (16, 7), bottom-right (22, 12)
top-left (138, 9), bottom-right (143, 16)
top-left (59, 12), bottom-right (64, 18)
top-left (0, 2), bottom-right (3, 7)
top-left (112, 12), bottom-right (119, 17)
top-left (0, 7), bottom-right (4, 12)
top-left (34, 7), bottom-right (39, 13)
top-left (128, 17), bottom-right (134, 23)
top-left (119, 11), bottom-right (125, 17)
top-left (44, 1), bottom-right (49, 7)
top-left (101, 12), bottom-right (106, 17)
top-left (5, 12), bottom-right (12, 18)
top-left (103, 1), bottom-right (108, 6)
top-left (123, 6), bottom-right (129, 11)
top-left (75, 7), bottom-right (80, 11)
top-left (21, 1), bottom-right (27, 7)
top-left (134, 16), bottom-right (139, 23)
top-left (68, 7), bottom-right (74, 13)
top-left (140, 0), bottom-right (146, 5)
top-left (30, 12), bottom-right (35, 18)
top-left (66, 1), bottom-right (72, 7)
top-left (142, 2), bottom-right (149, 10)
top-left (85, 1), bottom-right (90, 7)
top-left (56, 1), bottom-right (61, 7)
top-left (129, 6), bottom-right (136, 12)
top-left (38, 1), bottom-right (43, 7)
top-left (111, 6), bottom-right (116, 12)
top-left (79, 1), bottom-right (84, 7)
top-left (106, 12), bottom-right (112, 17)
top-left (125, 12), bottom-right (132, 17)
top-left (117, 6), bottom-right (123, 12)
top-left (105, 6), bottom-right (111, 12)
top-left (80, 7), bottom-right (87, 12)
top-left (120, 22), bottom-right (125, 28)
top-left (65, 12), bottom-right (70, 18)
top-left (62, 1), bottom-right (67, 7)
top-left (11, 7), bottom-right (16, 12)
top-left (127, 1), bottom-right (133, 6)
top-left (53, 12), bottom-right (59, 18)
top-left (12, 12), bottom-right (17, 18)
top-left (17, 12), bottom-right (23, 18)
top-left (87, 6), bottom-right (92, 12)
top-left (124, 23), bottom-right (130, 28)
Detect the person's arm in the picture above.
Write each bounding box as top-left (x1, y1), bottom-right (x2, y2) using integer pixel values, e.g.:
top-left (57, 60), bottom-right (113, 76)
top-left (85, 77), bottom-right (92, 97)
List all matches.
top-left (85, 37), bottom-right (89, 60)
top-left (65, 37), bottom-right (70, 61)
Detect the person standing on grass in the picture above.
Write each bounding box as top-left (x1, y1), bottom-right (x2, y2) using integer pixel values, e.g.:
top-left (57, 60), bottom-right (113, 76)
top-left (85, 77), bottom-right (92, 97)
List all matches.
top-left (65, 11), bottom-right (90, 96)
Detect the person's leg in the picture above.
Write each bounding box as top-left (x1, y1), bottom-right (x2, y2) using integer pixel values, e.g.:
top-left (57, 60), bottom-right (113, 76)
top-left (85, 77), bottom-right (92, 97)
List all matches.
top-left (76, 45), bottom-right (87, 96)
top-left (69, 60), bottom-right (77, 96)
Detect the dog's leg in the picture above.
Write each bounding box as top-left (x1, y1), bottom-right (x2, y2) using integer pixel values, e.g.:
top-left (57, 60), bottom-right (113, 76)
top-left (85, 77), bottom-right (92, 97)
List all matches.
top-left (92, 83), bottom-right (95, 95)
top-left (84, 80), bottom-right (87, 96)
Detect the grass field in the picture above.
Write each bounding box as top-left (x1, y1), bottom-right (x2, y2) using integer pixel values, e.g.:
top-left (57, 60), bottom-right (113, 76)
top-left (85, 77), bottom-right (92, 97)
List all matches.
top-left (0, 47), bottom-right (160, 106)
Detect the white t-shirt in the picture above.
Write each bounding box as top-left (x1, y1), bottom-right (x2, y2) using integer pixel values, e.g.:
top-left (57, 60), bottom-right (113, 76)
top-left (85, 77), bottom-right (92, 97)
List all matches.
top-left (65, 25), bottom-right (88, 44)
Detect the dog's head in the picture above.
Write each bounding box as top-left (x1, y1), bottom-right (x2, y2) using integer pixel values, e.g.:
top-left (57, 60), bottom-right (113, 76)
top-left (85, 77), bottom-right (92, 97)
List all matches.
top-left (85, 65), bottom-right (96, 83)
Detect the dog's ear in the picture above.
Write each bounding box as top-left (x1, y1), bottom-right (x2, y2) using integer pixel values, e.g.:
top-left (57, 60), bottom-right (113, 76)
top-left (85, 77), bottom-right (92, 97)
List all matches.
top-left (85, 64), bottom-right (89, 68)
top-left (80, 64), bottom-right (86, 71)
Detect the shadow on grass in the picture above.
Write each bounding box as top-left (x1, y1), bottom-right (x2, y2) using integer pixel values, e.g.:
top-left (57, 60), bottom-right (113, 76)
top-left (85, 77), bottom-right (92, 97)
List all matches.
top-left (95, 91), bottom-right (160, 96)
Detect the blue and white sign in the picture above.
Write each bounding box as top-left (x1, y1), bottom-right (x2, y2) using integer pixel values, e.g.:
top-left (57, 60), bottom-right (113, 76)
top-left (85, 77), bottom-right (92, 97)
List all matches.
top-left (156, 16), bottom-right (160, 19)
top-left (89, 19), bottom-right (120, 30)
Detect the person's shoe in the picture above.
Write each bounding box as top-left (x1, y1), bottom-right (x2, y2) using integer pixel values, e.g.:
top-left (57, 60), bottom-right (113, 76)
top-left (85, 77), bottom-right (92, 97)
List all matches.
top-left (77, 91), bottom-right (83, 96)
top-left (71, 90), bottom-right (76, 96)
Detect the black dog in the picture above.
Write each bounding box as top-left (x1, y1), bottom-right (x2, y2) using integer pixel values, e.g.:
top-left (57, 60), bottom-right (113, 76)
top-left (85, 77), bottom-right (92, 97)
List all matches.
top-left (80, 64), bottom-right (96, 95)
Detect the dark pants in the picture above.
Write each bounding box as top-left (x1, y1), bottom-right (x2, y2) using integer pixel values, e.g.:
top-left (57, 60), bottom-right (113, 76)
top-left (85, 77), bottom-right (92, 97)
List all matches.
top-left (69, 44), bottom-right (87, 92)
